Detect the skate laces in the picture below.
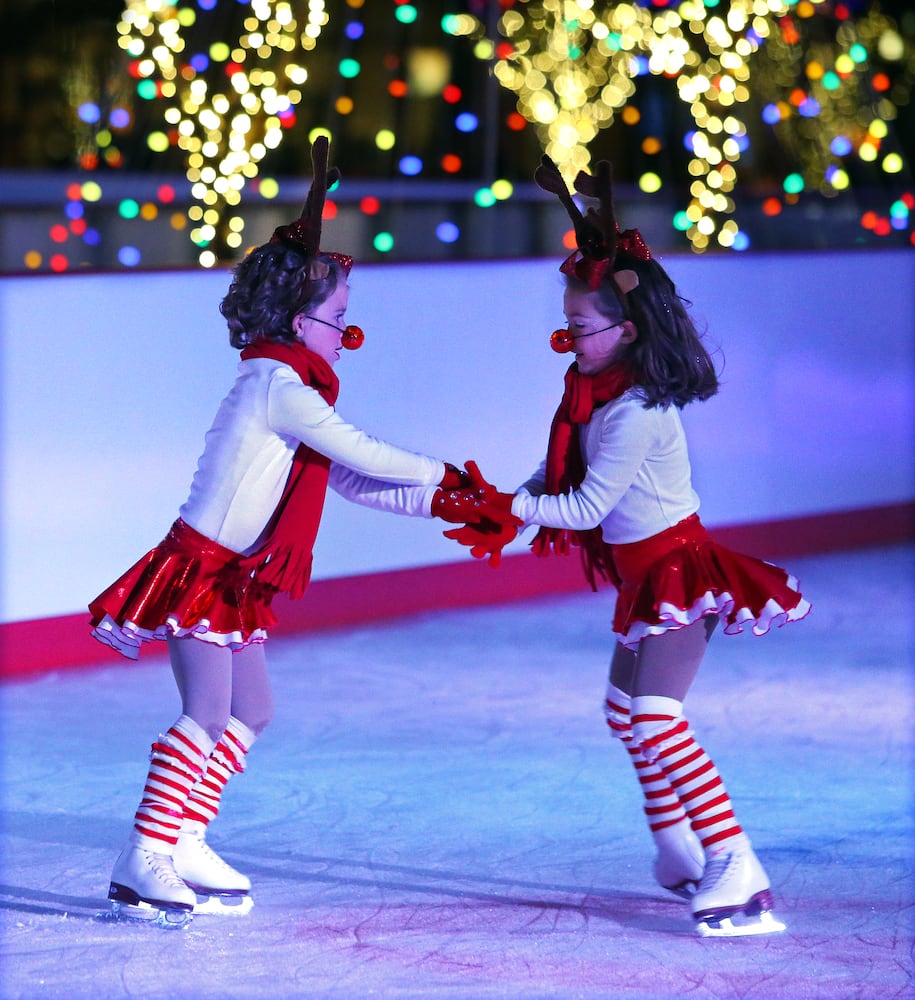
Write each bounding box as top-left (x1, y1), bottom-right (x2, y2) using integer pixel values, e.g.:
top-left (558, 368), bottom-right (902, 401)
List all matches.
top-left (189, 831), bottom-right (238, 875)
top-left (143, 850), bottom-right (187, 889)
top-left (701, 854), bottom-right (731, 887)
top-left (699, 844), bottom-right (745, 891)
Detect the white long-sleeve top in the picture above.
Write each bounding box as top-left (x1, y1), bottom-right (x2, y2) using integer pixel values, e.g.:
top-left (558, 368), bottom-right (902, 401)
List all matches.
top-left (179, 357), bottom-right (443, 554)
top-left (511, 389), bottom-right (700, 545)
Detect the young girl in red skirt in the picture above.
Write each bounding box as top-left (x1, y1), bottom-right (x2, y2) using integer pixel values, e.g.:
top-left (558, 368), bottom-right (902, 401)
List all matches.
top-left (89, 139), bottom-right (479, 926)
top-left (445, 156), bottom-right (810, 937)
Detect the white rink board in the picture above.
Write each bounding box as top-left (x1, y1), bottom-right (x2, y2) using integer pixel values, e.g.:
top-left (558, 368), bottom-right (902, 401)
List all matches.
top-left (1, 250), bottom-right (913, 621)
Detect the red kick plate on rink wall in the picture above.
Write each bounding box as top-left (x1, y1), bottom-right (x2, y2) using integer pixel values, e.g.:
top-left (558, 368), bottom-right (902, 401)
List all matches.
top-left (1, 501), bottom-right (912, 682)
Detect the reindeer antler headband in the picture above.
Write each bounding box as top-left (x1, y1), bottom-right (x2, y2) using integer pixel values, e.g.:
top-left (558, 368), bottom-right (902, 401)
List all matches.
top-left (271, 134), bottom-right (353, 277)
top-left (535, 155), bottom-right (650, 296)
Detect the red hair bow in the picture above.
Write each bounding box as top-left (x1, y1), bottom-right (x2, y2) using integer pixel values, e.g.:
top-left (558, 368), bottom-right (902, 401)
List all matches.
top-left (559, 252), bottom-right (611, 291)
top-left (616, 227), bottom-right (651, 261)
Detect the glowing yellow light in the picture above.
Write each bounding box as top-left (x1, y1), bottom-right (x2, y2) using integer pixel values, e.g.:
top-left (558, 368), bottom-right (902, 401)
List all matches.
top-left (878, 29), bottom-right (904, 62)
top-left (882, 153), bottom-right (904, 174)
top-left (530, 94), bottom-right (558, 124)
top-left (639, 172), bottom-right (662, 193)
top-left (556, 124), bottom-right (579, 146)
top-left (868, 119), bottom-right (889, 139)
top-left (147, 131), bottom-right (170, 153)
top-left (806, 61), bottom-right (824, 80)
top-left (375, 129), bottom-right (396, 151)
top-left (259, 178), bottom-right (279, 199)
top-left (835, 54), bottom-right (854, 75)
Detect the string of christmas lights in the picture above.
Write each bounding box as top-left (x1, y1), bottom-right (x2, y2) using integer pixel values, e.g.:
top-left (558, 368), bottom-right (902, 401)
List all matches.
top-left (17, 0), bottom-right (914, 271)
top-left (486, 0), bottom-right (912, 250)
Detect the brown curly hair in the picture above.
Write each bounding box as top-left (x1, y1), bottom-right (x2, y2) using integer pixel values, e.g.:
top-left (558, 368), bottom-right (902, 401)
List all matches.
top-left (220, 244), bottom-right (347, 349)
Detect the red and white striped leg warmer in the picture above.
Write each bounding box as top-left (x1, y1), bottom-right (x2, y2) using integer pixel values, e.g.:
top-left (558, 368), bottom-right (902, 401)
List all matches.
top-left (604, 683), bottom-right (690, 834)
top-left (132, 715), bottom-right (214, 850)
top-left (631, 695), bottom-right (743, 856)
top-left (182, 716), bottom-right (256, 829)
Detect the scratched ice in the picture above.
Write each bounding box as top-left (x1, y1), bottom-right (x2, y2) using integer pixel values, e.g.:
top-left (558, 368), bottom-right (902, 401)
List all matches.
top-left (1, 545), bottom-right (912, 999)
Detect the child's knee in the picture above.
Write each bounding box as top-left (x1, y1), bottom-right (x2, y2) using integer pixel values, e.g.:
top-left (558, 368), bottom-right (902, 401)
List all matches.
top-left (246, 714), bottom-right (272, 738)
top-left (201, 717), bottom-right (232, 745)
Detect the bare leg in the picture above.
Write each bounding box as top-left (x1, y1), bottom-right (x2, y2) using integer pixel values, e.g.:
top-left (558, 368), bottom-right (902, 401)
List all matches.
top-left (168, 636), bottom-right (234, 743)
top-left (630, 615), bottom-right (716, 700)
top-left (608, 641), bottom-right (637, 696)
top-left (229, 641), bottom-right (274, 737)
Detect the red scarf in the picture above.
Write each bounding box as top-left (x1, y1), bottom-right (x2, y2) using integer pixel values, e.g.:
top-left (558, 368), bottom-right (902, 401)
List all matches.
top-left (238, 340), bottom-right (340, 599)
top-left (531, 362), bottom-right (635, 589)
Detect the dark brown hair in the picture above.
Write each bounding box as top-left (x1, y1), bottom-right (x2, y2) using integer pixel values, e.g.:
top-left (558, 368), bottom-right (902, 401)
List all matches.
top-left (567, 254), bottom-right (719, 409)
top-left (220, 244), bottom-right (346, 349)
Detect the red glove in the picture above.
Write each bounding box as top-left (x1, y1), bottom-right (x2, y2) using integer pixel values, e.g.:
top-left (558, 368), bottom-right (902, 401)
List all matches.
top-left (443, 518), bottom-right (518, 568)
top-left (431, 486), bottom-right (487, 524)
top-left (438, 462), bottom-right (472, 490)
top-left (461, 460), bottom-right (523, 528)
top-left (431, 461), bottom-right (523, 526)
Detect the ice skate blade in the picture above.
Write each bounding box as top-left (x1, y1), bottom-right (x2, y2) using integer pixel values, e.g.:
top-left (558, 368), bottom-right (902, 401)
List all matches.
top-left (193, 892), bottom-right (254, 917)
top-left (695, 910), bottom-right (786, 938)
top-left (108, 899), bottom-right (193, 929)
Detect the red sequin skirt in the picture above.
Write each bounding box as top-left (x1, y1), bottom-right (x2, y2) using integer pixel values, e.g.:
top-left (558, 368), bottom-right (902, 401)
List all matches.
top-left (610, 514), bottom-right (810, 649)
top-left (89, 519), bottom-right (277, 660)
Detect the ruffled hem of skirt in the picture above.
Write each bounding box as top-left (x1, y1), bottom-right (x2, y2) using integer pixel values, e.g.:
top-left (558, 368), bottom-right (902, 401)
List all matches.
top-left (91, 613), bottom-right (269, 661)
top-left (611, 534), bottom-right (811, 650)
top-left (88, 521), bottom-right (278, 660)
top-left (616, 585), bottom-right (812, 650)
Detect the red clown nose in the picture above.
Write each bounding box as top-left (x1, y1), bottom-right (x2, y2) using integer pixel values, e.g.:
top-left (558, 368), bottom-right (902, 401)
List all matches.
top-left (550, 328), bottom-right (574, 353)
top-left (342, 325), bottom-right (365, 350)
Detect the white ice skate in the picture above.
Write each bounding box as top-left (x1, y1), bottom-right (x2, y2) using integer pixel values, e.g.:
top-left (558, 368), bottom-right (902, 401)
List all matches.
top-left (653, 820), bottom-right (704, 900)
top-left (691, 835), bottom-right (786, 937)
top-left (172, 821), bottom-right (253, 917)
top-left (108, 834), bottom-right (195, 928)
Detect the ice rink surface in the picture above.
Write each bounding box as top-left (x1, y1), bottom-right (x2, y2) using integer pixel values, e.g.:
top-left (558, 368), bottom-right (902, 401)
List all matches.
top-left (1, 544), bottom-right (912, 1000)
